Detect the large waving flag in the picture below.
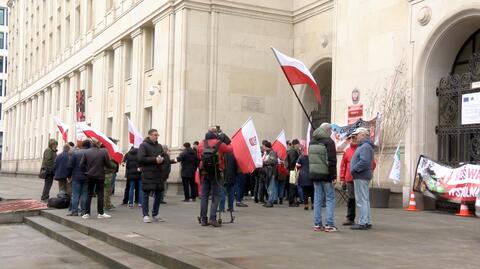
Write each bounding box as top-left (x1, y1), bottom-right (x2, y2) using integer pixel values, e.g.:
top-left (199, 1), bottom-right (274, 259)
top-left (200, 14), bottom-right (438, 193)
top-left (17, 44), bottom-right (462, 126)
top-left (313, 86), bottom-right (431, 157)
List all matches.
top-left (271, 47), bottom-right (321, 103)
top-left (231, 119), bottom-right (263, 173)
top-left (272, 130), bottom-right (287, 160)
top-left (127, 118), bottom-right (143, 148)
top-left (53, 116), bottom-right (68, 143)
top-left (76, 122), bottom-right (123, 163)
top-left (305, 121), bottom-right (312, 155)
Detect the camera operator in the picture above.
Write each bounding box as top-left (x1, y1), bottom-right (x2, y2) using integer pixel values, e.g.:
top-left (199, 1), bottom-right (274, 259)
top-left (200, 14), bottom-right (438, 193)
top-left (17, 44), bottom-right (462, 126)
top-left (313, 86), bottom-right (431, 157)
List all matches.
top-left (197, 125), bottom-right (233, 227)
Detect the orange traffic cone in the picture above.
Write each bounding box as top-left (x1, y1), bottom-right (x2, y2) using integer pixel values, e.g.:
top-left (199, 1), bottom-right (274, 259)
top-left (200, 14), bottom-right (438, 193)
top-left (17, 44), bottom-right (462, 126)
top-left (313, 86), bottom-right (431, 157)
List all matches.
top-left (405, 191), bottom-right (418, 211)
top-left (456, 202), bottom-right (472, 217)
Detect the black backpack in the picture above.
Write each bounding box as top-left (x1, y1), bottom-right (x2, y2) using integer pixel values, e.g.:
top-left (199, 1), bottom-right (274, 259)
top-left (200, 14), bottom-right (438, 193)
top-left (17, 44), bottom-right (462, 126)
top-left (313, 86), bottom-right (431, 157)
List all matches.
top-left (47, 197), bottom-right (70, 209)
top-left (202, 140), bottom-right (221, 174)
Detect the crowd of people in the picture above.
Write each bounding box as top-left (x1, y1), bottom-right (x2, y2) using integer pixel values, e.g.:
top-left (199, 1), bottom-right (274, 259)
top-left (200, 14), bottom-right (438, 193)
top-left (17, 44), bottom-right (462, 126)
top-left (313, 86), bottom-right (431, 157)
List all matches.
top-left (40, 123), bottom-right (375, 231)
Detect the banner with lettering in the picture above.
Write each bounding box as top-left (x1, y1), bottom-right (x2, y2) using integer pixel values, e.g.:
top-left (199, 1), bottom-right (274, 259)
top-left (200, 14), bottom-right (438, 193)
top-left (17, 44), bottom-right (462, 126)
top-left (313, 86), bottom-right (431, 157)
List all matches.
top-left (413, 155), bottom-right (480, 203)
top-left (331, 113), bottom-right (381, 152)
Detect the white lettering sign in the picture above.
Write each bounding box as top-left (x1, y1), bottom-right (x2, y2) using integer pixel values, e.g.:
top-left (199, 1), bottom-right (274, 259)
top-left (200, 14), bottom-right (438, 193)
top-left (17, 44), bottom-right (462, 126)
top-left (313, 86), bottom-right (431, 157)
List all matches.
top-left (462, 92), bottom-right (480, 125)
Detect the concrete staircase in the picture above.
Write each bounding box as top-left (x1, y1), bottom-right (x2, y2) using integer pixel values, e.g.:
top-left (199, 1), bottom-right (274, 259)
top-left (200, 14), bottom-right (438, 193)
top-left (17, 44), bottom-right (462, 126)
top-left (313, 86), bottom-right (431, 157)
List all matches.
top-left (25, 210), bottom-right (241, 269)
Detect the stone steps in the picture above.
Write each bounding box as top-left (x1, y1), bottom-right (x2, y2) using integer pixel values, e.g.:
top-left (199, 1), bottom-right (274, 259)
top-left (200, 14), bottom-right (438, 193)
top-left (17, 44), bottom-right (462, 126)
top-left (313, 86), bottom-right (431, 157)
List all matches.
top-left (27, 210), bottom-right (241, 269)
top-left (25, 215), bottom-right (167, 269)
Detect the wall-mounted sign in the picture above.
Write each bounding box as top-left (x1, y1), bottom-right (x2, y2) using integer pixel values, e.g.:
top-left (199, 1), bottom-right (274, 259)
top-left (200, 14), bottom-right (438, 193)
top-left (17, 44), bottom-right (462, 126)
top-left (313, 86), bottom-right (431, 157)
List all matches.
top-left (352, 88), bottom-right (360, 104)
top-left (462, 92), bottom-right (480, 125)
top-left (348, 104), bottom-right (363, 125)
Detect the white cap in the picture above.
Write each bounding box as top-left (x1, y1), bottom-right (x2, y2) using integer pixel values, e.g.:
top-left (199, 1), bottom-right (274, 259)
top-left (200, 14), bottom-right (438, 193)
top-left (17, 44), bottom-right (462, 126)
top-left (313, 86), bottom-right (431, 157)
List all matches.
top-left (352, 127), bottom-right (370, 135)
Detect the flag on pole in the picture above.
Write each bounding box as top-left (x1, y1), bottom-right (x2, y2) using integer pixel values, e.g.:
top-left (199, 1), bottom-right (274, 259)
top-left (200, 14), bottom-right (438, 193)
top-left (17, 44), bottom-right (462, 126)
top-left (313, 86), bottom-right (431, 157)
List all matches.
top-left (127, 118), bottom-right (143, 148)
top-left (76, 122), bottom-right (123, 164)
top-left (389, 141), bottom-right (401, 184)
top-left (272, 130), bottom-right (287, 160)
top-left (231, 118), bottom-right (263, 173)
top-left (53, 116), bottom-right (68, 143)
top-left (271, 47), bottom-right (321, 103)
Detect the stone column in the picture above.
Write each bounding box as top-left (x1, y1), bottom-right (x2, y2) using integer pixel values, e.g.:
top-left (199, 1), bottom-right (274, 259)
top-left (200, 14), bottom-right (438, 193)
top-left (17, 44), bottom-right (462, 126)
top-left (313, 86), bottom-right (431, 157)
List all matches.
top-left (91, 52), bottom-right (107, 128)
top-left (130, 29), bottom-right (144, 132)
top-left (112, 41), bottom-right (125, 148)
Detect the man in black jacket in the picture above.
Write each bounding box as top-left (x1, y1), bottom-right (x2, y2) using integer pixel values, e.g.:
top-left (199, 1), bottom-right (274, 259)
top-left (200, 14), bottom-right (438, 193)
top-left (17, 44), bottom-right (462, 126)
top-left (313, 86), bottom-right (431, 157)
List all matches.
top-left (80, 138), bottom-right (115, 219)
top-left (175, 142), bottom-right (199, 202)
top-left (123, 147), bottom-right (142, 207)
top-left (285, 139), bottom-right (301, 206)
top-left (138, 129), bottom-right (166, 223)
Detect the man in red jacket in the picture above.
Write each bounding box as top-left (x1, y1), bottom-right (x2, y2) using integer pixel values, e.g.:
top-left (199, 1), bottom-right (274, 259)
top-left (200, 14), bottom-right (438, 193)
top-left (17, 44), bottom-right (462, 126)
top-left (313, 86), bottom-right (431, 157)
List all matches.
top-left (339, 134), bottom-right (376, 226)
top-left (197, 127), bottom-right (233, 227)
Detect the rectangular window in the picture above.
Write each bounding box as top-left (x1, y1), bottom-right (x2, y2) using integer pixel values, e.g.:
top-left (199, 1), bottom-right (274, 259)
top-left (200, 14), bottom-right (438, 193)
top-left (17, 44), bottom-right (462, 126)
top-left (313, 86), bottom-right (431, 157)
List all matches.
top-left (125, 39), bottom-right (133, 78)
top-left (0, 103), bottom-right (2, 120)
top-left (0, 32), bottom-right (4, 50)
top-left (0, 80), bottom-right (3, 96)
top-left (75, 6), bottom-right (80, 39)
top-left (56, 25), bottom-right (61, 55)
top-left (4, 79), bottom-right (6, 96)
top-left (107, 50), bottom-right (114, 87)
top-left (0, 8), bottom-right (5, 26)
top-left (0, 56), bottom-right (4, 73)
top-left (65, 15), bottom-right (70, 47)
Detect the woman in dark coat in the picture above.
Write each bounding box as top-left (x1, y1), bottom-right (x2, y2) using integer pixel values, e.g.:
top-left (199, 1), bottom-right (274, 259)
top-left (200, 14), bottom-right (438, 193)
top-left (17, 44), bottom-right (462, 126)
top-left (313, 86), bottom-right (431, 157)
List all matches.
top-left (54, 144), bottom-right (71, 196)
top-left (296, 154), bottom-right (314, 210)
top-left (138, 129), bottom-right (166, 223)
top-left (175, 142), bottom-right (199, 202)
top-left (124, 147), bottom-right (143, 207)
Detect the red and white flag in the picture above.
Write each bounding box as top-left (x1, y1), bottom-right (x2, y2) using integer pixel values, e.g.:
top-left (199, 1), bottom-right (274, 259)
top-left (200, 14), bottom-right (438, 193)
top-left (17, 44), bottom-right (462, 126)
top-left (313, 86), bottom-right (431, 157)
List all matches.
top-left (272, 130), bottom-right (287, 161)
top-left (76, 122), bottom-right (123, 164)
top-left (231, 118), bottom-right (263, 173)
top-left (271, 47), bottom-right (321, 103)
top-left (53, 116), bottom-right (68, 143)
top-left (127, 118), bottom-right (143, 148)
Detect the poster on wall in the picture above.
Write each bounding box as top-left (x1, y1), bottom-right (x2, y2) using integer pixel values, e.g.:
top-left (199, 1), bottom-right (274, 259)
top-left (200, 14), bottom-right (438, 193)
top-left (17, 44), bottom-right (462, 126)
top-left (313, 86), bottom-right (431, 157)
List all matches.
top-left (461, 92), bottom-right (480, 125)
top-left (413, 155), bottom-right (480, 203)
top-left (76, 90), bottom-right (86, 122)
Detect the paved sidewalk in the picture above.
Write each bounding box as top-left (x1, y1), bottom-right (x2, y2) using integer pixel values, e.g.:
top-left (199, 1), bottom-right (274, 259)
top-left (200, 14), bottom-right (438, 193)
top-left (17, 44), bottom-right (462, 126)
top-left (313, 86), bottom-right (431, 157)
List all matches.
top-left (1, 175), bottom-right (479, 269)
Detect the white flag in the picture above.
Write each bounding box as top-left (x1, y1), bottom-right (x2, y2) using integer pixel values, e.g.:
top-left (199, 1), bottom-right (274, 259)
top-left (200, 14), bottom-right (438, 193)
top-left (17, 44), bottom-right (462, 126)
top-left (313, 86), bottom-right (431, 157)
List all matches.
top-left (388, 142), bottom-right (401, 184)
top-left (53, 116), bottom-right (69, 143)
top-left (231, 118), bottom-right (263, 173)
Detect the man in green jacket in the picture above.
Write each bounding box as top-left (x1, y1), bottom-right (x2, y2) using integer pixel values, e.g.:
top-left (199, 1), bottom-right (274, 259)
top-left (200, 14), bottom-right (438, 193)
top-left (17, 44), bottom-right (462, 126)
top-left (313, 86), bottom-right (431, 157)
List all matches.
top-left (41, 139), bottom-right (59, 202)
top-left (309, 123), bottom-right (338, 232)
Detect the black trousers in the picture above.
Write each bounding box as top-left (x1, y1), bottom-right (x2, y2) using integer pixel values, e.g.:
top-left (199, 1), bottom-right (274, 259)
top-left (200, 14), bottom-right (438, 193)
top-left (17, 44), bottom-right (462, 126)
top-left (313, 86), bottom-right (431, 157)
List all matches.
top-left (182, 176), bottom-right (197, 200)
top-left (41, 175), bottom-right (54, 201)
top-left (85, 176), bottom-right (105, 215)
top-left (288, 183), bottom-right (298, 205)
top-left (302, 185), bottom-right (314, 206)
top-left (346, 182), bottom-right (356, 221)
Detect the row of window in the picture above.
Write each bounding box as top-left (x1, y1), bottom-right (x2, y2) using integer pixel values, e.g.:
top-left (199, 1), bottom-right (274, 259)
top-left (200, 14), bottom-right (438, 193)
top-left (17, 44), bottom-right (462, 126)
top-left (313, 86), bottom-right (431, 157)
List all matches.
top-left (0, 56), bottom-right (7, 73)
top-left (0, 8), bottom-right (8, 26)
top-left (0, 79), bottom-right (7, 96)
top-left (0, 32), bottom-right (7, 50)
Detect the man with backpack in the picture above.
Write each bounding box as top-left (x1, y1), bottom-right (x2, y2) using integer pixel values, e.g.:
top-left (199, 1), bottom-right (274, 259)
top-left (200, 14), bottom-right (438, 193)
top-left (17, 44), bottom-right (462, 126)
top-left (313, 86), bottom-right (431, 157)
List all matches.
top-left (197, 126), bottom-right (233, 227)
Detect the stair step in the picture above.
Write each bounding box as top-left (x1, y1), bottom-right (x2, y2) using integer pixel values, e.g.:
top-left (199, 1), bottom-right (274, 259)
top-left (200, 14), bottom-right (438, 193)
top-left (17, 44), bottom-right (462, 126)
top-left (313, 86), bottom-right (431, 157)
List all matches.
top-left (25, 216), bottom-right (167, 269)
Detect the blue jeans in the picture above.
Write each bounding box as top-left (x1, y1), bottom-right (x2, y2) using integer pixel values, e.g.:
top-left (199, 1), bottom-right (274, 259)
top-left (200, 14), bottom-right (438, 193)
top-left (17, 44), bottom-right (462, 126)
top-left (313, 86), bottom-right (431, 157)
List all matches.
top-left (297, 185), bottom-right (305, 203)
top-left (128, 179), bottom-right (143, 205)
top-left (267, 175), bottom-right (278, 203)
top-left (234, 174), bottom-right (246, 202)
top-left (142, 189), bottom-right (163, 217)
top-left (276, 180), bottom-right (285, 200)
top-left (71, 180), bottom-right (88, 215)
top-left (219, 183), bottom-right (235, 211)
top-left (354, 179), bottom-right (371, 225)
top-left (313, 181), bottom-right (335, 226)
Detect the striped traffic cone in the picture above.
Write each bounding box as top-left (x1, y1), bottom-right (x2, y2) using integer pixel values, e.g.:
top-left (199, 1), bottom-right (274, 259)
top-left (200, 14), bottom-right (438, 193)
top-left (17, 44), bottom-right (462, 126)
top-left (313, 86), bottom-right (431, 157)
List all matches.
top-left (456, 202), bottom-right (473, 217)
top-left (405, 191), bottom-right (418, 211)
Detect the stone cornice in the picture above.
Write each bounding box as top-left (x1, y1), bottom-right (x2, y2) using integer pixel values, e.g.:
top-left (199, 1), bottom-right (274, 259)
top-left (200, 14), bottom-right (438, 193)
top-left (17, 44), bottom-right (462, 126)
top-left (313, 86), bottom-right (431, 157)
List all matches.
top-left (130, 28), bottom-right (143, 39)
top-left (293, 0), bottom-right (333, 23)
top-left (112, 40), bottom-right (124, 50)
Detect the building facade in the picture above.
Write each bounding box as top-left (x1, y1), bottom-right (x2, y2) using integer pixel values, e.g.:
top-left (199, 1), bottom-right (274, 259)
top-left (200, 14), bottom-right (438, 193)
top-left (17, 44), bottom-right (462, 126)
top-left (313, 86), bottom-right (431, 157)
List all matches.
top-left (0, 0), bottom-right (7, 160)
top-left (3, 0), bottom-right (480, 201)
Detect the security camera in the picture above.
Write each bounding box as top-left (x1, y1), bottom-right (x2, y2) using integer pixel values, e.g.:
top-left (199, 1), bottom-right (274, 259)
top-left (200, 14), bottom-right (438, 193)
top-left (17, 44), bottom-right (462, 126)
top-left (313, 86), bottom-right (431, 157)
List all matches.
top-left (148, 82), bottom-right (161, 96)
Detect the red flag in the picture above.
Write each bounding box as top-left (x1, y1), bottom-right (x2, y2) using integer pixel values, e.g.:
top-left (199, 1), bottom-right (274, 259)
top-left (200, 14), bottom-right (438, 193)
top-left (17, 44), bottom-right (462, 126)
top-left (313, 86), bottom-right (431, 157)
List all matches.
top-left (231, 119), bottom-right (263, 173)
top-left (76, 122), bottom-right (123, 163)
top-left (272, 47), bottom-right (321, 103)
top-left (53, 116), bottom-right (68, 143)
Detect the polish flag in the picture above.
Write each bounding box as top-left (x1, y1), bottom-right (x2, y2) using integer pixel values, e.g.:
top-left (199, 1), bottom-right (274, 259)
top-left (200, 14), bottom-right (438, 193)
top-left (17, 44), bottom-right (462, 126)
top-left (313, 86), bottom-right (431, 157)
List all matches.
top-left (53, 116), bottom-right (68, 143)
top-left (271, 47), bottom-right (321, 103)
top-left (231, 118), bottom-right (263, 173)
top-left (76, 122), bottom-right (123, 164)
top-left (305, 121), bottom-right (312, 155)
top-left (127, 118), bottom-right (143, 148)
top-left (272, 130), bottom-right (287, 160)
